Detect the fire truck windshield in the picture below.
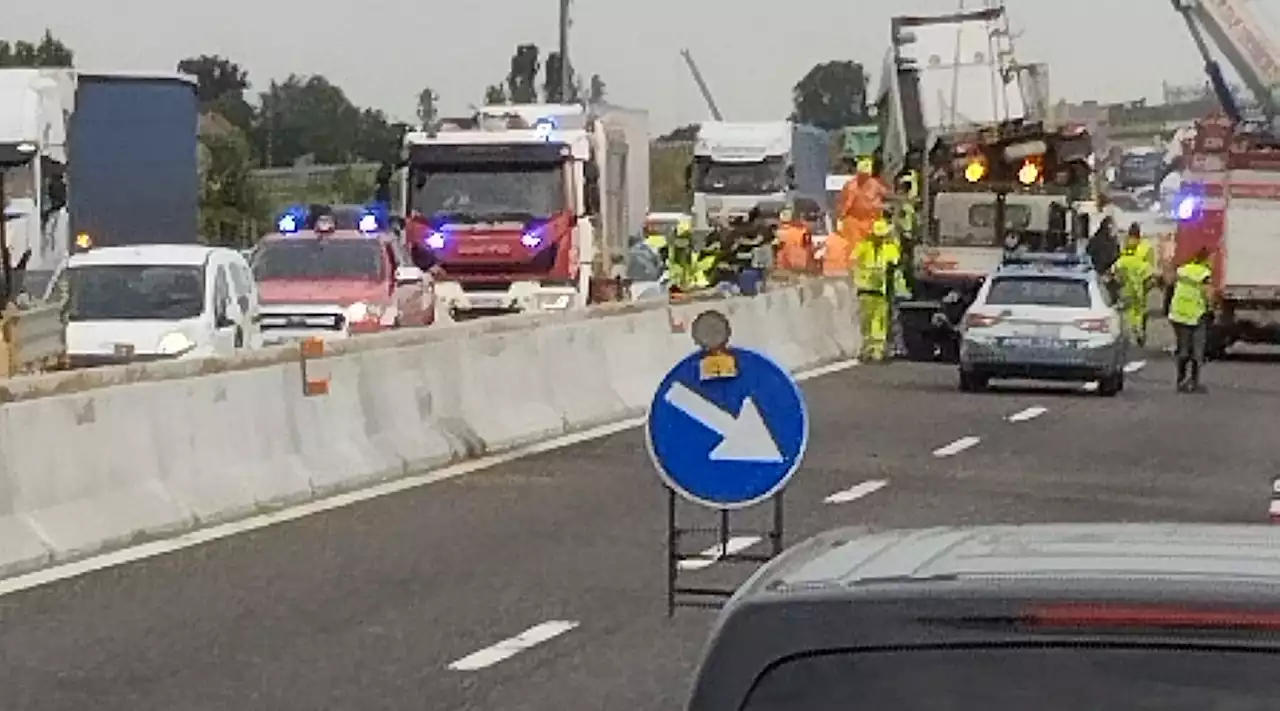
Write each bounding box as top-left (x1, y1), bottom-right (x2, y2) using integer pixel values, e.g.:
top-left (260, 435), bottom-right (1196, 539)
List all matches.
top-left (411, 163), bottom-right (565, 221)
top-left (253, 240), bottom-right (385, 281)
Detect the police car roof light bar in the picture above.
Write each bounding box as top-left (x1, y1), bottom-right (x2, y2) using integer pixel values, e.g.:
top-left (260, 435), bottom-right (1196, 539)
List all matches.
top-left (1000, 252), bottom-right (1092, 271)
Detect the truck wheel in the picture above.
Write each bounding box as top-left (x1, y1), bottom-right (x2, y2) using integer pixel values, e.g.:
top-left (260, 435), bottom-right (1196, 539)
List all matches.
top-left (1098, 371), bottom-right (1123, 396)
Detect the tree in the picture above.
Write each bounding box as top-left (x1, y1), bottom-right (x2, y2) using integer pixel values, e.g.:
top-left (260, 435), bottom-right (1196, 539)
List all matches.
top-left (416, 86), bottom-right (438, 127)
top-left (198, 114), bottom-right (264, 245)
top-left (0, 30), bottom-right (74, 67)
top-left (543, 51), bottom-right (579, 103)
top-left (484, 83), bottom-right (508, 105)
top-left (589, 74), bottom-right (607, 103)
top-left (506, 43), bottom-right (541, 103)
top-left (177, 54), bottom-right (254, 133)
top-left (790, 61), bottom-right (868, 131)
top-left (658, 124), bottom-right (699, 142)
top-left (251, 75), bottom-right (363, 167)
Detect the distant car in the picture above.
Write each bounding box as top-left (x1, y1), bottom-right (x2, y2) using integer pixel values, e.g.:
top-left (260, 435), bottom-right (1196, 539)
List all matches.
top-left (252, 227), bottom-right (435, 344)
top-left (52, 244), bottom-right (261, 368)
top-left (686, 523), bottom-right (1280, 711)
top-left (958, 252), bottom-right (1127, 394)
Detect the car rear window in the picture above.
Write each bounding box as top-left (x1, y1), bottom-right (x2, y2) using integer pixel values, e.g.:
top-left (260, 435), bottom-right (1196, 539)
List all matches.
top-left (741, 646), bottom-right (1277, 710)
top-left (986, 275), bottom-right (1091, 308)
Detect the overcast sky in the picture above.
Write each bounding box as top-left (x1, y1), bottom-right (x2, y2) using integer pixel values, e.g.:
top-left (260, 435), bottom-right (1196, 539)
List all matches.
top-left (8, 0), bottom-right (1280, 131)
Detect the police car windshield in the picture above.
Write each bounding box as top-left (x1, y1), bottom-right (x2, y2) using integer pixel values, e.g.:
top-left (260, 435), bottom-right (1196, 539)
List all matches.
top-left (67, 265), bottom-right (205, 321)
top-left (411, 163), bottom-right (564, 220)
top-left (741, 647), bottom-right (1276, 710)
top-left (987, 275), bottom-right (1091, 308)
top-left (253, 240), bottom-right (384, 281)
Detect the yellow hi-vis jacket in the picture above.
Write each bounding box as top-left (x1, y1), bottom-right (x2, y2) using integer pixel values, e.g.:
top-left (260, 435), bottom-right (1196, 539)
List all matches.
top-left (1169, 261), bottom-right (1212, 326)
top-left (852, 239), bottom-right (907, 297)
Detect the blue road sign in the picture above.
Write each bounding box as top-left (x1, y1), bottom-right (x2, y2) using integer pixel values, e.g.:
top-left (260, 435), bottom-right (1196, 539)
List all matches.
top-left (646, 346), bottom-right (809, 509)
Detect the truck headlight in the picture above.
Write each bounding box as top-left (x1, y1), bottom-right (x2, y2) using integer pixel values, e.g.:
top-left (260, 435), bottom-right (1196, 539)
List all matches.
top-left (156, 331), bottom-right (195, 355)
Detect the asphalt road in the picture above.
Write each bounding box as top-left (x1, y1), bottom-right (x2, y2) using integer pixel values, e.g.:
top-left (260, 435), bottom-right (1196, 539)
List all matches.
top-left (2, 338), bottom-right (1279, 710)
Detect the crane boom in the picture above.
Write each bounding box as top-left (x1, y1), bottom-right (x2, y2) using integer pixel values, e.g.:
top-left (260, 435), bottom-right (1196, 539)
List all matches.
top-left (679, 49), bottom-right (724, 121)
top-left (1172, 0), bottom-right (1280, 119)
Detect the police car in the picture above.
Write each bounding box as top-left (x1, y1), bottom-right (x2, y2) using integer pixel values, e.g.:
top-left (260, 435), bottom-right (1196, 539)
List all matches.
top-left (957, 251), bottom-right (1128, 394)
top-left (685, 523), bottom-right (1280, 711)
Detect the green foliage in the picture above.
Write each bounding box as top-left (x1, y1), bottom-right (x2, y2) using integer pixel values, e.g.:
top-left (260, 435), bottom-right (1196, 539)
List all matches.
top-left (507, 44), bottom-right (541, 103)
top-left (199, 119), bottom-right (265, 246)
top-left (589, 74), bottom-right (606, 103)
top-left (543, 52), bottom-right (582, 103)
top-left (0, 30), bottom-right (74, 67)
top-left (791, 60), bottom-right (868, 131)
top-left (487, 43), bottom-right (607, 107)
top-left (484, 84), bottom-right (508, 104)
top-left (650, 141), bottom-right (694, 212)
top-left (416, 86), bottom-right (438, 127)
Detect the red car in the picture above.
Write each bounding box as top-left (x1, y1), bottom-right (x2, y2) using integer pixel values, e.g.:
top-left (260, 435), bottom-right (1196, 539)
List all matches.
top-left (251, 227), bottom-right (435, 344)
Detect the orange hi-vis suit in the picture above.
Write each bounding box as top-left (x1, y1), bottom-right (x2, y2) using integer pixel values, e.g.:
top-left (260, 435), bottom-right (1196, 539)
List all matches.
top-left (828, 158), bottom-right (887, 276)
top-left (775, 208), bottom-right (812, 272)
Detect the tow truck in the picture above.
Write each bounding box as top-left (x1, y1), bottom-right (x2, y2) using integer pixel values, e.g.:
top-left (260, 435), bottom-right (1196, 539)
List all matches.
top-left (398, 103), bottom-right (648, 320)
top-left (874, 7), bottom-right (1093, 362)
top-left (251, 208), bottom-right (435, 344)
top-left (1168, 0), bottom-right (1280, 357)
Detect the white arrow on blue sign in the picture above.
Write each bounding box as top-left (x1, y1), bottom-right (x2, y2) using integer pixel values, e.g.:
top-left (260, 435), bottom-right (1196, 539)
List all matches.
top-left (645, 346), bottom-right (809, 509)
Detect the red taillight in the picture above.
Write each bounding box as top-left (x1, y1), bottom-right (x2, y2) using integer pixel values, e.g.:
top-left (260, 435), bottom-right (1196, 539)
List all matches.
top-left (1026, 603), bottom-right (1280, 629)
top-left (1075, 317), bottom-right (1110, 332)
top-left (965, 313), bottom-right (1001, 328)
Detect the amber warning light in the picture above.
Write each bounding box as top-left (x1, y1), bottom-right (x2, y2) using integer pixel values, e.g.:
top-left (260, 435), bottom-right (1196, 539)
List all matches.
top-left (1025, 604), bottom-right (1280, 630)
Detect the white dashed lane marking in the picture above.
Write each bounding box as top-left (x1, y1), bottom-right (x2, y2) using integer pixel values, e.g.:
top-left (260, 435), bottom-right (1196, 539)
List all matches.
top-left (932, 436), bottom-right (981, 457)
top-left (1007, 406), bottom-right (1047, 423)
top-left (677, 536), bottom-right (760, 571)
top-left (1124, 360), bottom-right (1146, 373)
top-left (824, 479), bottom-right (888, 504)
top-left (448, 621), bottom-right (580, 671)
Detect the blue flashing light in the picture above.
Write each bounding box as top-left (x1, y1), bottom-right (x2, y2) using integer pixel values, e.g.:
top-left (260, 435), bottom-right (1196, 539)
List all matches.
top-left (426, 231), bottom-right (446, 249)
top-left (358, 213), bottom-right (379, 233)
top-left (278, 214), bottom-right (298, 233)
top-left (532, 117), bottom-right (556, 141)
top-left (521, 232), bottom-right (541, 248)
top-left (1175, 194), bottom-right (1199, 221)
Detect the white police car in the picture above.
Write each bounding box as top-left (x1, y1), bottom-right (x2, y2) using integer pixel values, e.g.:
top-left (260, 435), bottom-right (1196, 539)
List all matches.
top-left (958, 252), bottom-right (1128, 395)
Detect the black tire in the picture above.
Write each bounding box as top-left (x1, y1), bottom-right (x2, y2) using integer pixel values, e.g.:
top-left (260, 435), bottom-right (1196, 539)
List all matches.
top-left (959, 370), bottom-right (988, 392)
top-left (1098, 371), bottom-right (1124, 397)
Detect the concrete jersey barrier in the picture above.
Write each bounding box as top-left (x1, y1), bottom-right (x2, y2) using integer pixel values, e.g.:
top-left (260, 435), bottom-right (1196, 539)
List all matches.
top-left (0, 279), bottom-right (861, 577)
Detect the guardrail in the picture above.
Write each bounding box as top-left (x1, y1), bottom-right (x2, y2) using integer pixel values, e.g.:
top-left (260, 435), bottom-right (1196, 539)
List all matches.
top-left (0, 301), bottom-right (65, 377)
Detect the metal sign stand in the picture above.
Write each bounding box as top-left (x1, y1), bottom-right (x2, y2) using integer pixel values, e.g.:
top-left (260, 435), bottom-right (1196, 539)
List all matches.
top-left (665, 488), bottom-right (785, 615)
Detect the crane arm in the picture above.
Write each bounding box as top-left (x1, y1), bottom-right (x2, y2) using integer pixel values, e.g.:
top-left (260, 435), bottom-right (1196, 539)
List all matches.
top-left (679, 49), bottom-right (724, 121)
top-left (1172, 0), bottom-right (1280, 119)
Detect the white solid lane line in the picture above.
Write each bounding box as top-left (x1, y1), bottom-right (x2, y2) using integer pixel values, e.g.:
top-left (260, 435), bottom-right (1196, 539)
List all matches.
top-left (1007, 406), bottom-right (1047, 423)
top-left (678, 536), bottom-right (761, 571)
top-left (448, 620), bottom-right (580, 671)
top-left (824, 479), bottom-right (888, 504)
top-left (932, 436), bottom-right (981, 458)
top-left (1124, 360), bottom-right (1147, 373)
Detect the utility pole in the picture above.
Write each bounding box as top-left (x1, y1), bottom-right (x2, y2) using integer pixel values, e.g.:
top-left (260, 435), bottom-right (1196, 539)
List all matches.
top-left (558, 0), bottom-right (571, 102)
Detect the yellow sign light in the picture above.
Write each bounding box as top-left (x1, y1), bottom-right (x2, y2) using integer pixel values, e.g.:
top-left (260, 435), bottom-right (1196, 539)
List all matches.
top-left (1018, 160), bottom-right (1041, 185)
top-left (964, 160), bottom-right (986, 182)
top-left (74, 233), bottom-right (92, 249)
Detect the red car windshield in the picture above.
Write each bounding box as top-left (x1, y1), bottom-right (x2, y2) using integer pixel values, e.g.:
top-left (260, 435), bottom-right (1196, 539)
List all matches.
top-left (742, 646), bottom-right (1276, 710)
top-left (253, 240), bottom-right (384, 281)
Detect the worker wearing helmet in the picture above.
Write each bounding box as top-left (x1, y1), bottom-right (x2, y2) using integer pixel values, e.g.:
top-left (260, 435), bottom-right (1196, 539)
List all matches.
top-left (774, 205), bottom-right (812, 273)
top-left (851, 217), bottom-right (903, 362)
top-left (1112, 225), bottom-right (1155, 347)
top-left (666, 221), bottom-right (715, 293)
top-left (726, 207), bottom-right (771, 295)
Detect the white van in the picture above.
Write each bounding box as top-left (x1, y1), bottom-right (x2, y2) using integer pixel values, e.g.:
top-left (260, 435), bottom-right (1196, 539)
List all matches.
top-left (46, 244), bottom-right (261, 368)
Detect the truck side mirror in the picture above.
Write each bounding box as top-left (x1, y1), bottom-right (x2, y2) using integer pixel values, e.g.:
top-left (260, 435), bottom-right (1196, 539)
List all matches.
top-left (583, 163), bottom-right (601, 216)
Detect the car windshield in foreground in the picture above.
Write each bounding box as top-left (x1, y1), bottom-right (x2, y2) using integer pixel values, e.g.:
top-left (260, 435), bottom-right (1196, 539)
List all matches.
top-left (986, 275), bottom-right (1091, 308)
top-left (742, 646), bottom-right (1277, 710)
top-left (253, 240), bottom-right (384, 281)
top-left (67, 264), bottom-right (205, 321)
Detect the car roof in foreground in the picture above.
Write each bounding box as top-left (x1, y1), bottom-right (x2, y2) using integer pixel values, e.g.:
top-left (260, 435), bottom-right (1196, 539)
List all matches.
top-left (689, 523), bottom-right (1280, 710)
top-left (69, 244), bottom-right (226, 267)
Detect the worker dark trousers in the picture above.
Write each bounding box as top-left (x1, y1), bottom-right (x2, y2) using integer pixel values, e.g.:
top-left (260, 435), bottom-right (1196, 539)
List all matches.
top-left (1172, 319), bottom-right (1207, 390)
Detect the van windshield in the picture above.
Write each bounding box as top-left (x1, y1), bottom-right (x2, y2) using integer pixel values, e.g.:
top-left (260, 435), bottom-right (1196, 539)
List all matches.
top-left (742, 647), bottom-right (1277, 710)
top-left (67, 264), bottom-right (205, 321)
